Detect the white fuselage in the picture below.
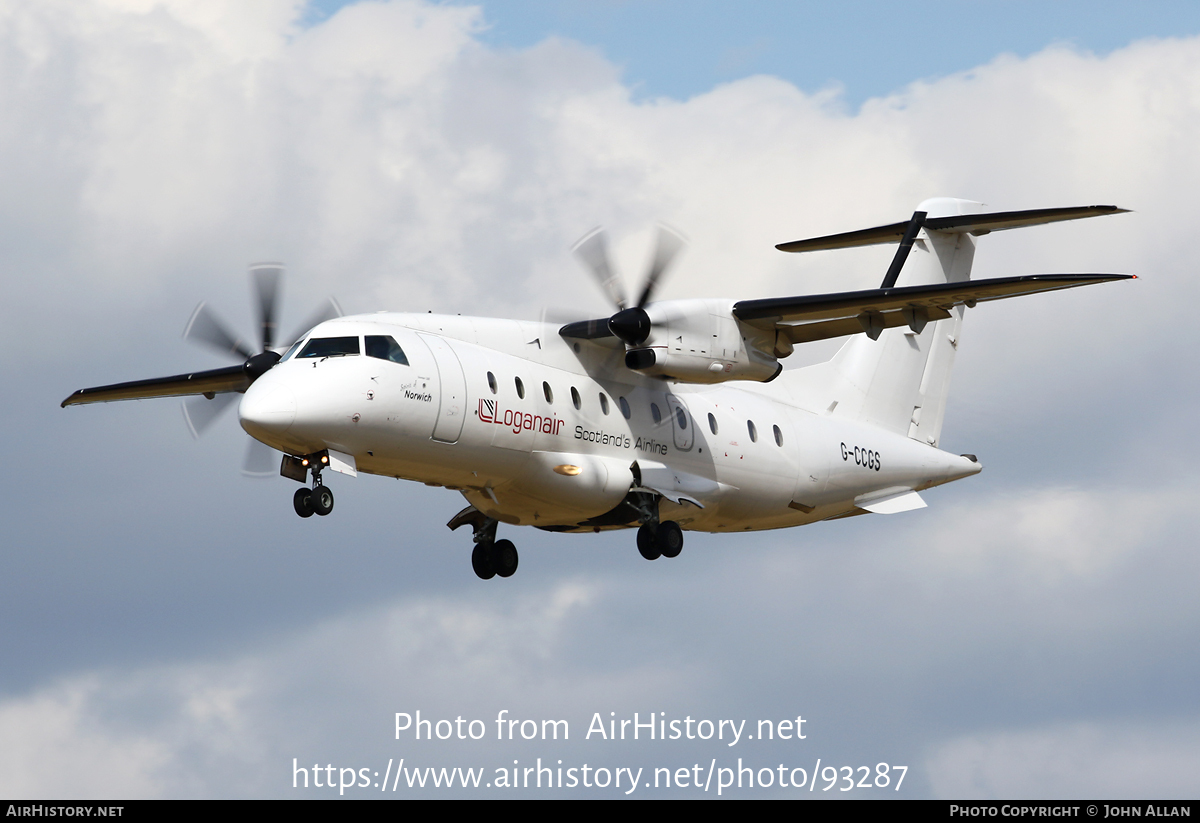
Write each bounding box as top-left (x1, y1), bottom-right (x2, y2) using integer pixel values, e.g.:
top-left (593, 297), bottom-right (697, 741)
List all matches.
top-left (239, 312), bottom-right (981, 533)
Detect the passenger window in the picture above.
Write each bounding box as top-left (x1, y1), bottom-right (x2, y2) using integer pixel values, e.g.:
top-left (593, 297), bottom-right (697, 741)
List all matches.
top-left (619, 396), bottom-right (631, 419)
top-left (676, 407), bottom-right (688, 429)
top-left (487, 372), bottom-right (497, 394)
top-left (708, 413), bottom-right (718, 435)
top-left (747, 420), bottom-right (758, 442)
top-left (515, 377), bottom-right (525, 399)
top-left (571, 387), bottom-right (581, 410)
top-left (599, 393), bottom-right (609, 415)
top-left (365, 335), bottom-right (409, 365)
top-left (543, 382), bottom-right (554, 403)
top-left (298, 336), bottom-right (360, 358)
top-left (773, 425), bottom-right (783, 447)
top-left (651, 403), bottom-right (662, 424)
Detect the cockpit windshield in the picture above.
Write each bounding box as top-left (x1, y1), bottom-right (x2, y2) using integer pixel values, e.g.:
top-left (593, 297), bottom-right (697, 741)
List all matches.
top-left (365, 335), bottom-right (409, 365)
top-left (297, 336), bottom-right (360, 358)
top-left (280, 339), bottom-right (305, 361)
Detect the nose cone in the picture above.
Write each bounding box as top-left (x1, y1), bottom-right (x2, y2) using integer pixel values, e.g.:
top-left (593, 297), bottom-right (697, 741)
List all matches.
top-left (239, 381), bottom-right (296, 440)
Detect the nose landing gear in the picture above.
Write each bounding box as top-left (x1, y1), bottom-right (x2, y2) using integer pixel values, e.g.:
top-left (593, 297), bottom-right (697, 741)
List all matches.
top-left (285, 453), bottom-right (334, 518)
top-left (292, 483), bottom-right (334, 517)
top-left (293, 487), bottom-right (313, 518)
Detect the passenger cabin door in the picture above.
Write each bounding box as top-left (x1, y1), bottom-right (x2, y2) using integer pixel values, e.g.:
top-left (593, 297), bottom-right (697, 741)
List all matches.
top-left (418, 334), bottom-right (467, 444)
top-left (666, 394), bottom-right (694, 452)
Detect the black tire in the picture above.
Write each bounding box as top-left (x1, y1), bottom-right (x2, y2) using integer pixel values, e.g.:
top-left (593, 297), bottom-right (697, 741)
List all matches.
top-left (293, 487), bottom-right (314, 518)
top-left (492, 539), bottom-right (519, 578)
top-left (657, 520), bottom-right (683, 558)
top-left (637, 524), bottom-right (661, 560)
top-left (309, 485), bottom-right (334, 516)
top-left (472, 542), bottom-right (496, 580)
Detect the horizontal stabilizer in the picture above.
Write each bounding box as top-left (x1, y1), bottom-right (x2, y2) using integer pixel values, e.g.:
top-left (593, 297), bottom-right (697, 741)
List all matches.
top-left (776, 205), bottom-right (1128, 253)
top-left (61, 365), bottom-right (249, 407)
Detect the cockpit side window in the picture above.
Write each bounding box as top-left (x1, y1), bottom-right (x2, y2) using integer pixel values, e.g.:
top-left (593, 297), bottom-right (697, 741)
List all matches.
top-left (298, 336), bottom-right (360, 358)
top-left (365, 335), bottom-right (409, 365)
top-left (280, 339), bottom-right (305, 361)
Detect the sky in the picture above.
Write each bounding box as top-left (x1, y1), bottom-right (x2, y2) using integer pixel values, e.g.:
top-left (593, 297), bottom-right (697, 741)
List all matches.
top-left (2, 0), bottom-right (1199, 799)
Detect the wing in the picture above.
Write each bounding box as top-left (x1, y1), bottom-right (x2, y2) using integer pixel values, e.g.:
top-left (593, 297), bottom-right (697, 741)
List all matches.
top-left (61, 365), bottom-right (249, 408)
top-left (733, 273), bottom-right (1135, 344)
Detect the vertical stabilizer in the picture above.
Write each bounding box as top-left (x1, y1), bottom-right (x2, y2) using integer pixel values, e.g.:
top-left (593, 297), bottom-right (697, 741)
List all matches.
top-left (786, 198), bottom-right (983, 446)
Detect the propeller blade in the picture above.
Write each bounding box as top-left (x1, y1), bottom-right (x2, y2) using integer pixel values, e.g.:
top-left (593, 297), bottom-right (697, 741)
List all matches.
top-left (242, 438), bottom-right (277, 477)
top-left (184, 303), bottom-right (255, 360)
top-left (635, 225), bottom-right (685, 309)
top-left (284, 297), bottom-right (343, 349)
top-left (573, 227), bottom-right (628, 310)
top-left (879, 211), bottom-right (926, 289)
top-left (251, 262), bottom-right (284, 352)
top-left (558, 317), bottom-right (619, 340)
top-left (539, 306), bottom-right (589, 328)
top-left (182, 392), bottom-right (238, 439)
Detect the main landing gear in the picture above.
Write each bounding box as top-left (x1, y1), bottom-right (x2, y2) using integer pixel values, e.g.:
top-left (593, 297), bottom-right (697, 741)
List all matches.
top-left (628, 492), bottom-right (684, 561)
top-left (637, 520), bottom-right (683, 560)
top-left (471, 538), bottom-right (518, 580)
top-left (448, 506), bottom-right (519, 580)
top-left (624, 494), bottom-right (681, 563)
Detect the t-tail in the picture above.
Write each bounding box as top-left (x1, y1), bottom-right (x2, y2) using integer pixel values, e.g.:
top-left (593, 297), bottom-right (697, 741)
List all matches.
top-left (776, 198), bottom-right (1131, 446)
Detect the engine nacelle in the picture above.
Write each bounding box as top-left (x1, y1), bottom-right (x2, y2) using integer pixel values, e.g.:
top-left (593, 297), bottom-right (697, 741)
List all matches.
top-left (624, 347), bottom-right (780, 383)
top-left (624, 298), bottom-right (783, 384)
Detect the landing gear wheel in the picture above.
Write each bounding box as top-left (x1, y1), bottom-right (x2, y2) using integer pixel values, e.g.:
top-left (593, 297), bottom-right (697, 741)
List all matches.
top-left (293, 487), bottom-right (313, 518)
top-left (637, 524), bottom-right (661, 560)
top-left (309, 484), bottom-right (334, 516)
top-left (491, 539), bottom-right (519, 578)
top-left (657, 520), bottom-right (683, 558)
top-left (472, 542), bottom-right (496, 580)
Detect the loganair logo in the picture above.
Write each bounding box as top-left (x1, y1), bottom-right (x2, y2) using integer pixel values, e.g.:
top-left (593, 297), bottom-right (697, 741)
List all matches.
top-left (479, 398), bottom-right (564, 436)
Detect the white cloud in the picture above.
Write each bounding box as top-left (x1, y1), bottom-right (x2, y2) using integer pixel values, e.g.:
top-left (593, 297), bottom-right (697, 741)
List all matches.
top-left (0, 677), bottom-right (168, 798)
top-left (0, 578), bottom-right (660, 798)
top-left (927, 720), bottom-right (1200, 799)
top-left (918, 485), bottom-right (1180, 583)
